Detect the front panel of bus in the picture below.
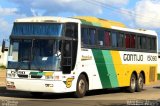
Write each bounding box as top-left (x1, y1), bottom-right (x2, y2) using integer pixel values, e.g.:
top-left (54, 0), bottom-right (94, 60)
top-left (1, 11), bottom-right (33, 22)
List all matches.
top-left (6, 22), bottom-right (79, 93)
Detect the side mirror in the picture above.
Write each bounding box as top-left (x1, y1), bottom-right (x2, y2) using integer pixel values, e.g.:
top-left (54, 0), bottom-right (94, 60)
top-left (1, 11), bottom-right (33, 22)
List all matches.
top-left (1, 40), bottom-right (5, 53)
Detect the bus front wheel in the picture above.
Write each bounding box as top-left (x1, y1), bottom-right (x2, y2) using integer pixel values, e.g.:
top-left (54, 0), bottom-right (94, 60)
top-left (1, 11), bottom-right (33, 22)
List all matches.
top-left (127, 74), bottom-right (136, 93)
top-left (74, 74), bottom-right (88, 98)
top-left (136, 73), bottom-right (144, 92)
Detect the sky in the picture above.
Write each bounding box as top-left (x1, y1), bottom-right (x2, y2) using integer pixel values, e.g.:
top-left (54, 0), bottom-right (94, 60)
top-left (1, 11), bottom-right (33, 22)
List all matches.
top-left (0, 0), bottom-right (160, 49)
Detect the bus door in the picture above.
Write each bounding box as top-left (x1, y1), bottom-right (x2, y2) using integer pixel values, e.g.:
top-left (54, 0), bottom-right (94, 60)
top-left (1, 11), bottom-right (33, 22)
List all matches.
top-left (62, 23), bottom-right (78, 74)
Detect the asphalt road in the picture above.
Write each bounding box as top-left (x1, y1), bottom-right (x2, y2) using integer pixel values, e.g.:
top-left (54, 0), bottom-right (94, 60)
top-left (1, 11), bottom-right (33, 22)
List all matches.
top-left (0, 82), bottom-right (160, 106)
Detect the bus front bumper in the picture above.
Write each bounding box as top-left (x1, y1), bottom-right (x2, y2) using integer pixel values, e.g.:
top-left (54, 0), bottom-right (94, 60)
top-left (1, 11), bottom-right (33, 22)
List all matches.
top-left (6, 78), bottom-right (68, 93)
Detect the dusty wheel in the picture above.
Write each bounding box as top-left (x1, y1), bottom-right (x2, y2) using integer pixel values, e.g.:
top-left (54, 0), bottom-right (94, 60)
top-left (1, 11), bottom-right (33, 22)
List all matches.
top-left (74, 74), bottom-right (88, 98)
top-left (136, 73), bottom-right (144, 92)
top-left (127, 74), bottom-right (136, 93)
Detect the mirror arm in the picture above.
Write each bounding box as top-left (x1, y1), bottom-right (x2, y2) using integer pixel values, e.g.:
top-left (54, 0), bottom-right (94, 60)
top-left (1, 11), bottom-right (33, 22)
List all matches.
top-left (1, 40), bottom-right (5, 53)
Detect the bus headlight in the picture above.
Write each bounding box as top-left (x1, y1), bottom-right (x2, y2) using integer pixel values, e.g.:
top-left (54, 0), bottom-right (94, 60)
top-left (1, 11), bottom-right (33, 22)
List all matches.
top-left (45, 76), bottom-right (53, 79)
top-left (6, 81), bottom-right (16, 89)
top-left (7, 73), bottom-right (16, 78)
top-left (53, 76), bottom-right (60, 80)
top-left (45, 75), bottom-right (60, 80)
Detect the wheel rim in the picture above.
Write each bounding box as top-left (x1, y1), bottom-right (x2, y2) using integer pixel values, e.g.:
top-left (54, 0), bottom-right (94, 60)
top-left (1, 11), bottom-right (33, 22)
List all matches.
top-left (131, 77), bottom-right (136, 90)
top-left (139, 77), bottom-right (143, 89)
top-left (78, 79), bottom-right (85, 94)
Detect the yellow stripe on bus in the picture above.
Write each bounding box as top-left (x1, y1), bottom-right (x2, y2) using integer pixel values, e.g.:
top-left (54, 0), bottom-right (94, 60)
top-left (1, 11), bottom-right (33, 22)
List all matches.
top-left (110, 51), bottom-right (157, 87)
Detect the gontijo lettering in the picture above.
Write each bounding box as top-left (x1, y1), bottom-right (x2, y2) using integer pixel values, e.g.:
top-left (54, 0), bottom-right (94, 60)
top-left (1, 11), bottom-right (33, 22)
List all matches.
top-left (123, 54), bottom-right (143, 61)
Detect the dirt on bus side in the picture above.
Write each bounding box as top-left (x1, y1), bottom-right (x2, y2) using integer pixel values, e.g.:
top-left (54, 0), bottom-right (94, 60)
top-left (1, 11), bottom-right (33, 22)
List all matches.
top-left (0, 69), bottom-right (6, 86)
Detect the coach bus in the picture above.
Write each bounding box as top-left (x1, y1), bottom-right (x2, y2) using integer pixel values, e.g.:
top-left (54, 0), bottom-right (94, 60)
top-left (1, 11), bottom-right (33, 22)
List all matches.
top-left (3, 16), bottom-right (158, 98)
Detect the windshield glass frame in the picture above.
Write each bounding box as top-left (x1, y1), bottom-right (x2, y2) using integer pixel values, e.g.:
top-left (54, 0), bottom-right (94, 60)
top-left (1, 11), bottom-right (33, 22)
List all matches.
top-left (11, 23), bottom-right (64, 37)
top-left (7, 39), bottom-right (62, 71)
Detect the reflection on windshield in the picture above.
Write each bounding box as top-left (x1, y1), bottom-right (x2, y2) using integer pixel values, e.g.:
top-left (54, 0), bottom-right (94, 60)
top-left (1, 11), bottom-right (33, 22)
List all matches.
top-left (31, 40), bottom-right (61, 70)
top-left (8, 40), bottom-right (61, 71)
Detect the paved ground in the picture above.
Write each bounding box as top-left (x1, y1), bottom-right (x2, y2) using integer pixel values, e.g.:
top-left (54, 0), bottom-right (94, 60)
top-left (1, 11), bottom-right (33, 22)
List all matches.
top-left (1, 69), bottom-right (160, 106)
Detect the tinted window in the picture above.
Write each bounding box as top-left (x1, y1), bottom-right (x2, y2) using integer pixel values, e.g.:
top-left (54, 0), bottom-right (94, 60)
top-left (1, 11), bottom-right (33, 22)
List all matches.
top-left (81, 28), bottom-right (89, 45)
top-left (98, 30), bottom-right (105, 46)
top-left (111, 32), bottom-right (117, 47)
top-left (117, 33), bottom-right (124, 48)
top-left (142, 36), bottom-right (146, 49)
top-left (65, 23), bottom-right (78, 39)
top-left (125, 34), bottom-right (130, 48)
top-left (130, 35), bottom-right (135, 48)
top-left (89, 29), bottom-right (96, 45)
top-left (147, 37), bottom-right (151, 50)
top-left (104, 31), bottom-right (111, 47)
top-left (151, 38), bottom-right (156, 50)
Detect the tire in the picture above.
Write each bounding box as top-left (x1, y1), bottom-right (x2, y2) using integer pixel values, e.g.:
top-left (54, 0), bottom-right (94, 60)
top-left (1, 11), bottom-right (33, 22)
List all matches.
top-left (127, 74), bottom-right (136, 93)
top-left (74, 74), bottom-right (88, 98)
top-left (136, 73), bottom-right (144, 92)
top-left (30, 92), bottom-right (43, 97)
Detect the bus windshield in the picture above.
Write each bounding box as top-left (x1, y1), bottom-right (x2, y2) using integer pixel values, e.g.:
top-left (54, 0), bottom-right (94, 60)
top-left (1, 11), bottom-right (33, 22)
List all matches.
top-left (7, 39), bottom-right (61, 71)
top-left (11, 23), bottom-right (63, 37)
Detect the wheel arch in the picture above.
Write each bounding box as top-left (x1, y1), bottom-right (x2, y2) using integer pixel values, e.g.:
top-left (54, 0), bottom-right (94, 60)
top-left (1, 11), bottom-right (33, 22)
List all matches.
top-left (140, 71), bottom-right (145, 84)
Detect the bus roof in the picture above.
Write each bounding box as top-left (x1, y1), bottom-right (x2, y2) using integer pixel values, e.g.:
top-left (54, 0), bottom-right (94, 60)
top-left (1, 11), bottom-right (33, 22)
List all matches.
top-left (15, 16), bottom-right (157, 36)
top-left (111, 26), bottom-right (157, 36)
top-left (74, 16), bottom-right (126, 28)
top-left (74, 16), bottom-right (157, 36)
top-left (15, 16), bottom-right (81, 23)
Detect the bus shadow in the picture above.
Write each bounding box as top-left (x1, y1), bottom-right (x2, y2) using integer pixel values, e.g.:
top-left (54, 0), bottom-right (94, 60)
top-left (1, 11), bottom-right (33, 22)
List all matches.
top-left (153, 86), bottom-right (160, 89)
top-left (0, 86), bottom-right (146, 100)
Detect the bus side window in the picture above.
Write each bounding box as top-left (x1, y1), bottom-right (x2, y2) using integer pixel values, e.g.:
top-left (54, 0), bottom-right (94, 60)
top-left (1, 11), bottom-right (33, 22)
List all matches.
top-left (89, 29), bottom-right (96, 45)
top-left (142, 36), bottom-right (146, 49)
top-left (117, 33), bottom-right (124, 48)
top-left (65, 23), bottom-right (78, 39)
top-left (147, 37), bottom-right (151, 50)
top-left (125, 34), bottom-right (130, 48)
top-left (98, 30), bottom-right (104, 46)
top-left (130, 34), bottom-right (135, 48)
top-left (137, 36), bottom-right (141, 49)
top-left (151, 38), bottom-right (156, 50)
top-left (111, 32), bottom-right (117, 47)
top-left (104, 31), bottom-right (111, 47)
top-left (81, 28), bottom-right (89, 46)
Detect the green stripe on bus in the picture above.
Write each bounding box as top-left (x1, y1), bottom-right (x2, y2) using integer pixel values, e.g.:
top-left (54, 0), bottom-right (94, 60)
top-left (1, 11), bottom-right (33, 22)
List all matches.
top-left (30, 72), bottom-right (43, 76)
top-left (81, 20), bottom-right (93, 26)
top-left (92, 49), bottom-right (119, 88)
top-left (92, 22), bottom-right (101, 27)
top-left (102, 50), bottom-right (119, 87)
top-left (92, 49), bottom-right (112, 88)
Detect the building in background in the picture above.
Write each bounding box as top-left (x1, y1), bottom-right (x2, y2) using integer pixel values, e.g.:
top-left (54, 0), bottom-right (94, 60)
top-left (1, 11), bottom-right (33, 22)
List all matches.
top-left (0, 46), bottom-right (8, 67)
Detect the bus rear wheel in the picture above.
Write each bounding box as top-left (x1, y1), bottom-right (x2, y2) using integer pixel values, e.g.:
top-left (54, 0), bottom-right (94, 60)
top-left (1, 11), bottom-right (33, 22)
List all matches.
top-left (136, 73), bottom-right (144, 92)
top-left (127, 74), bottom-right (136, 93)
top-left (74, 74), bottom-right (88, 98)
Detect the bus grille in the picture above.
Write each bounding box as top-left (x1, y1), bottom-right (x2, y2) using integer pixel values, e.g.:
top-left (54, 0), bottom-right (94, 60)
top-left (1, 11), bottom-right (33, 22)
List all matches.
top-left (149, 67), bottom-right (156, 82)
top-left (18, 74), bottom-right (28, 78)
top-left (31, 75), bottom-right (42, 78)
